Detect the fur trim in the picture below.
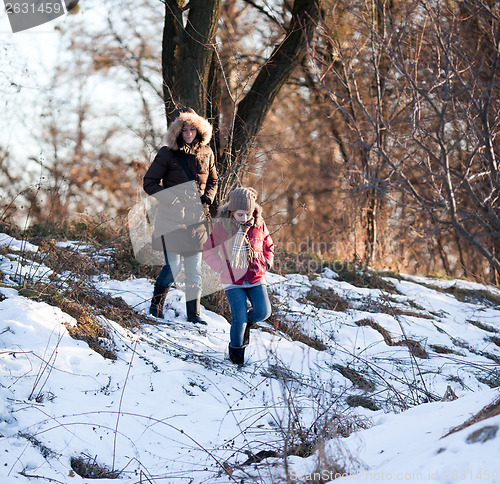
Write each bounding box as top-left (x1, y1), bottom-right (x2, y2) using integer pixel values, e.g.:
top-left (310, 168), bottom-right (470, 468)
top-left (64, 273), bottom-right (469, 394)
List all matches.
top-left (163, 112), bottom-right (213, 150)
top-left (217, 202), bottom-right (264, 228)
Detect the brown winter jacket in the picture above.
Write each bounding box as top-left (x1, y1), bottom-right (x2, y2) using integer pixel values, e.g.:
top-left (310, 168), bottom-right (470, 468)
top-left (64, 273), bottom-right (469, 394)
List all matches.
top-left (143, 111), bottom-right (218, 252)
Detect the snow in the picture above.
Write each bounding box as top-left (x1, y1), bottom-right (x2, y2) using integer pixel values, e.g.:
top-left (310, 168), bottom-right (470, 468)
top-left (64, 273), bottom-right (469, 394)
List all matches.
top-left (0, 233), bottom-right (38, 253)
top-left (1, 233), bottom-right (499, 483)
top-left (285, 389), bottom-right (499, 482)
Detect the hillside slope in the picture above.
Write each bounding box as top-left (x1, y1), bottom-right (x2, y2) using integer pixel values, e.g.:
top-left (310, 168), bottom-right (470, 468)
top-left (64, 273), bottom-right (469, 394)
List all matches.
top-left (1, 232), bottom-right (499, 483)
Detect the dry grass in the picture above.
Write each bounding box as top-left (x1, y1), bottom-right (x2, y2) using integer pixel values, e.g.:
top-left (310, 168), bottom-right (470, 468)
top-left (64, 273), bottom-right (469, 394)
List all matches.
top-left (298, 285), bottom-right (349, 312)
top-left (345, 395), bottom-right (380, 411)
top-left (19, 432), bottom-right (57, 459)
top-left (272, 321), bottom-right (328, 350)
top-left (335, 267), bottom-right (398, 293)
top-left (477, 371), bottom-right (500, 389)
top-left (468, 319), bottom-right (499, 333)
top-left (201, 290), bottom-right (232, 323)
top-left (306, 444), bottom-right (349, 484)
top-left (34, 238), bottom-right (100, 276)
top-left (420, 281), bottom-right (500, 307)
top-left (267, 293), bottom-right (328, 351)
top-left (18, 277), bottom-right (151, 360)
top-left (290, 411), bottom-right (372, 459)
top-left (450, 336), bottom-right (500, 365)
top-left (355, 318), bottom-right (429, 359)
top-left (332, 364), bottom-right (375, 392)
top-left (70, 454), bottom-right (120, 479)
top-left (356, 298), bottom-right (434, 319)
top-left (272, 248), bottom-right (330, 276)
top-left (25, 216), bottom-right (119, 244)
top-left (25, 217), bottom-right (158, 282)
top-left (98, 231), bottom-right (158, 282)
top-left (443, 396), bottom-right (500, 438)
top-left (19, 282), bottom-right (115, 360)
top-left (0, 219), bottom-right (22, 240)
top-left (488, 336), bottom-right (500, 348)
top-left (429, 344), bottom-right (463, 355)
top-left (272, 248), bottom-right (399, 294)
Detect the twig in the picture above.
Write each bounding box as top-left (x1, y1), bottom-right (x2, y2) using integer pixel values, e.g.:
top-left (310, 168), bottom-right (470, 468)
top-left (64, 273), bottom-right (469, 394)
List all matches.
top-left (112, 338), bottom-right (138, 472)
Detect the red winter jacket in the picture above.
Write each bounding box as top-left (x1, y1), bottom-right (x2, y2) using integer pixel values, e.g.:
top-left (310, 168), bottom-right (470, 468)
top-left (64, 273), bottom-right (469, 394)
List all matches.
top-left (203, 204), bottom-right (274, 285)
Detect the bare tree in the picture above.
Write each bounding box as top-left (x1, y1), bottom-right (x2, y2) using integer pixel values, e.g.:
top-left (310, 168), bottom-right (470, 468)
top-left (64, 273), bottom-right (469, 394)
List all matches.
top-left (387, 0), bottom-right (500, 281)
top-left (161, 0), bottom-right (324, 200)
top-left (26, 51), bottom-right (146, 224)
top-left (5, 0), bottom-right (167, 224)
top-left (44, 0), bottom-right (325, 214)
top-left (296, 0), bottom-right (406, 266)
top-left (311, 0), bottom-right (500, 282)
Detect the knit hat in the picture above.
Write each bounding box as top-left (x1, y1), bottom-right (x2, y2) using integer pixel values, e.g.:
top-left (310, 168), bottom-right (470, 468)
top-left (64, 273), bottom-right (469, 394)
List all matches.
top-left (227, 187), bottom-right (258, 213)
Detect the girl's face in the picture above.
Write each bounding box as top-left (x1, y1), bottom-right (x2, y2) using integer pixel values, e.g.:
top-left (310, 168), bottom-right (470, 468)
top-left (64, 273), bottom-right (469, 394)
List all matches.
top-left (233, 210), bottom-right (253, 224)
top-left (181, 125), bottom-right (197, 145)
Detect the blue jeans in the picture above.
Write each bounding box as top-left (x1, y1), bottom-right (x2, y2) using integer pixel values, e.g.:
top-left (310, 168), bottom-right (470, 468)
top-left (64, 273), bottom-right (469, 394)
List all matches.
top-left (225, 284), bottom-right (272, 347)
top-left (156, 251), bottom-right (203, 301)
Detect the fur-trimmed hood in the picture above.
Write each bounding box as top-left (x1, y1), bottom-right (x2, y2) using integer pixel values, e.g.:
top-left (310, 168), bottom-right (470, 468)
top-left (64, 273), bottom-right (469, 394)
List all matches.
top-left (217, 202), bottom-right (264, 229)
top-left (164, 112), bottom-right (213, 150)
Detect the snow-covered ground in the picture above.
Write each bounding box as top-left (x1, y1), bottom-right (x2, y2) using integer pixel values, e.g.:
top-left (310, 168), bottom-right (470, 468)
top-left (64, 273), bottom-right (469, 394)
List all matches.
top-left (1, 233), bottom-right (499, 483)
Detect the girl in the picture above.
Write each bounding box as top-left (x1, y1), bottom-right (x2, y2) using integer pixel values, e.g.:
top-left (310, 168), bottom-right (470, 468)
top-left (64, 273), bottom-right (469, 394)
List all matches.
top-left (203, 187), bottom-right (274, 364)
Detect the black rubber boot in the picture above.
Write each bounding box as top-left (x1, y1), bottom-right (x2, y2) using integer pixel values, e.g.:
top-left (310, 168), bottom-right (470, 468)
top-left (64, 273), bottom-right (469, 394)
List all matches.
top-left (186, 298), bottom-right (208, 325)
top-left (228, 345), bottom-right (245, 365)
top-left (149, 283), bottom-right (169, 319)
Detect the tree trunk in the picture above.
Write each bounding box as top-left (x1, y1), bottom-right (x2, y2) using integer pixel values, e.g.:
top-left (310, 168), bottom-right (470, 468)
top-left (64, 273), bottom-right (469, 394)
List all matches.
top-left (226, 0), bottom-right (323, 170)
top-left (161, 0), bottom-right (323, 198)
top-left (162, 0), bottom-right (221, 120)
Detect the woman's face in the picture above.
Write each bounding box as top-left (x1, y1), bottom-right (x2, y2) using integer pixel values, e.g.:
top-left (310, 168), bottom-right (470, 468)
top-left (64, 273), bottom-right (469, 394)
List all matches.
top-left (181, 125), bottom-right (197, 145)
top-left (233, 210), bottom-right (253, 224)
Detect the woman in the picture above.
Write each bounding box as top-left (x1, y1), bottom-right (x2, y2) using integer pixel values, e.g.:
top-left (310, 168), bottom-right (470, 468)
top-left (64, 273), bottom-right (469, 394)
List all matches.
top-left (203, 187), bottom-right (274, 364)
top-left (144, 108), bottom-right (218, 323)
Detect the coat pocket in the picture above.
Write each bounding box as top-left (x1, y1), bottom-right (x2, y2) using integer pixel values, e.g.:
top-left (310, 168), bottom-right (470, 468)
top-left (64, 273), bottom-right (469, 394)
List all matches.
top-left (249, 251), bottom-right (266, 274)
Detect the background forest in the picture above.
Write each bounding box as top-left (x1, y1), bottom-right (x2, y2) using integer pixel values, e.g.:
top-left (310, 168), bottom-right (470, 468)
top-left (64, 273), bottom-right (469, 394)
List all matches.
top-left (1, 0), bottom-right (499, 284)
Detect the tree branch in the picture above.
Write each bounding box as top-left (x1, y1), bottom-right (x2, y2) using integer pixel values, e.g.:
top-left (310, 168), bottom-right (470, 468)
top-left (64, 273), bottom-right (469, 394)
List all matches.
top-left (228, 0), bottom-right (323, 167)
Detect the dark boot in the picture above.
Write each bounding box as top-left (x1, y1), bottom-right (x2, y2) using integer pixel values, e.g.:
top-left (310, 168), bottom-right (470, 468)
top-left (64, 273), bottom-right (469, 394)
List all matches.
top-left (228, 345), bottom-right (245, 365)
top-left (243, 322), bottom-right (255, 346)
top-left (149, 283), bottom-right (169, 318)
top-left (186, 298), bottom-right (208, 325)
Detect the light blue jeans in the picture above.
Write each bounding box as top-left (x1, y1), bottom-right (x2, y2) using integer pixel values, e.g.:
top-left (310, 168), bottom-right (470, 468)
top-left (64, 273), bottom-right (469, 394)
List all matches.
top-left (156, 251), bottom-right (203, 301)
top-left (225, 284), bottom-right (272, 347)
